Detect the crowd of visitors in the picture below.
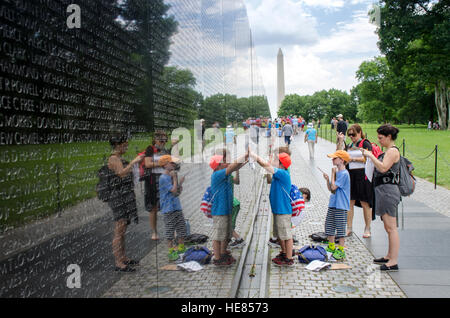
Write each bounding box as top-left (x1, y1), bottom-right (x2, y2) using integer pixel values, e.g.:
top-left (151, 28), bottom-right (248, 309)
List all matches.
top-left (103, 114), bottom-right (403, 273)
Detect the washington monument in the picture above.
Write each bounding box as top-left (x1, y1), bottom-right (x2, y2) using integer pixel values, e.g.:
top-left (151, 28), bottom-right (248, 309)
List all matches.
top-left (277, 48), bottom-right (285, 111)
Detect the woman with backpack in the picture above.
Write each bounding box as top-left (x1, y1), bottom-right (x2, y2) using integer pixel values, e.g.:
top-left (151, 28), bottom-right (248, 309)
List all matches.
top-left (361, 124), bottom-right (401, 272)
top-left (343, 124), bottom-right (374, 238)
top-left (108, 135), bottom-right (144, 272)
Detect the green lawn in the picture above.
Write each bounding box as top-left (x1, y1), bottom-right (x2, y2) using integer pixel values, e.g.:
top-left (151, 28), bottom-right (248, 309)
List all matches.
top-left (0, 128), bottom-right (230, 230)
top-left (317, 124), bottom-right (450, 189)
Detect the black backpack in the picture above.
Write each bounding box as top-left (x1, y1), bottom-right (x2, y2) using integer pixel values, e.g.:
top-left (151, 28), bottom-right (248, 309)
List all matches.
top-left (96, 164), bottom-right (114, 202)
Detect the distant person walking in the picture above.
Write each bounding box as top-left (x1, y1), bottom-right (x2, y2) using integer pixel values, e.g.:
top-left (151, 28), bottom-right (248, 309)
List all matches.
top-left (336, 114), bottom-right (347, 144)
top-left (361, 124), bottom-right (401, 272)
top-left (304, 123), bottom-right (317, 159)
top-left (282, 121), bottom-right (293, 146)
top-left (108, 135), bottom-right (144, 272)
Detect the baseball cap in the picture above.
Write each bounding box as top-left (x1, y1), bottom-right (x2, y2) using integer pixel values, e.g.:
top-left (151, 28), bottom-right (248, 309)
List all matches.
top-left (327, 150), bottom-right (350, 163)
top-left (278, 153), bottom-right (291, 169)
top-left (209, 155), bottom-right (224, 170)
top-left (158, 155), bottom-right (181, 167)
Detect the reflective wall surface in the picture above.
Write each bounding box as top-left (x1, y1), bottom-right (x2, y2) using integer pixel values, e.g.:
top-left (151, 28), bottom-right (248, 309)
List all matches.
top-left (0, 0), bottom-right (268, 297)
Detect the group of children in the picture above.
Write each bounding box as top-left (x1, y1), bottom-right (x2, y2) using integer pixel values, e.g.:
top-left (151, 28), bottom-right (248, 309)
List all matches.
top-left (157, 141), bottom-right (351, 266)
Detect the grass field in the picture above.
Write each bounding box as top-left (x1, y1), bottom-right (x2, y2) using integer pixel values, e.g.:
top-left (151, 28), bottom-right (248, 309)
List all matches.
top-left (0, 129), bottom-right (226, 231)
top-left (317, 124), bottom-right (450, 189)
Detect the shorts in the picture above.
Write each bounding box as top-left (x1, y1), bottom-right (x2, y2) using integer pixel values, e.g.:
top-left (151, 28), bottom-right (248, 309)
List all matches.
top-left (212, 215), bottom-right (232, 241)
top-left (163, 210), bottom-right (186, 241)
top-left (273, 214), bottom-right (292, 241)
top-left (325, 208), bottom-right (347, 238)
top-left (284, 136), bottom-right (291, 145)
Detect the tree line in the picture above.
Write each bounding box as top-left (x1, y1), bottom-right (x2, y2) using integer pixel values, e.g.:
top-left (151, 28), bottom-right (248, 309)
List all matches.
top-left (279, 0), bottom-right (449, 128)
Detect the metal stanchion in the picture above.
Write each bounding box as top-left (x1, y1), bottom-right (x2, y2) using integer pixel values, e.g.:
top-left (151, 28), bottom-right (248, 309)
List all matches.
top-left (435, 145), bottom-right (438, 189)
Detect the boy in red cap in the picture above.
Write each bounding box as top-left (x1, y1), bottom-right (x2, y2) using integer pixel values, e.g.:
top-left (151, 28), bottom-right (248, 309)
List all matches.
top-left (250, 149), bottom-right (294, 266)
top-left (321, 150), bottom-right (351, 260)
top-left (210, 150), bottom-right (249, 266)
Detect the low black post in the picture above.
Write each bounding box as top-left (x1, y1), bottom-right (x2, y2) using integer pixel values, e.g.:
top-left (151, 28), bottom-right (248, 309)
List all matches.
top-left (435, 145), bottom-right (438, 189)
top-left (57, 163), bottom-right (61, 217)
top-left (403, 139), bottom-right (405, 157)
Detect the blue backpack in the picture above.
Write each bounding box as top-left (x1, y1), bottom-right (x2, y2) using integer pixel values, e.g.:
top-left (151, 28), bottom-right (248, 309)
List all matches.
top-left (182, 246), bottom-right (212, 265)
top-left (297, 245), bottom-right (328, 263)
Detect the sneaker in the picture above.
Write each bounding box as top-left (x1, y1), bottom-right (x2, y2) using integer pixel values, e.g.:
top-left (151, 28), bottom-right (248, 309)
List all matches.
top-left (332, 246), bottom-right (346, 260)
top-left (168, 248), bottom-right (179, 261)
top-left (268, 238), bottom-right (280, 248)
top-left (223, 253), bottom-right (236, 263)
top-left (326, 242), bottom-right (336, 253)
top-left (373, 257), bottom-right (389, 265)
top-left (272, 252), bottom-right (286, 263)
top-left (213, 257), bottom-right (233, 266)
top-left (177, 244), bottom-right (186, 254)
top-left (229, 238), bottom-right (246, 249)
top-left (379, 264), bottom-right (399, 272)
top-left (273, 257), bottom-right (294, 267)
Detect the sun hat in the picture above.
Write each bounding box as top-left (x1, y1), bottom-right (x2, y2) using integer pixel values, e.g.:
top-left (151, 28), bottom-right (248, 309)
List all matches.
top-left (158, 155), bottom-right (181, 167)
top-left (327, 150), bottom-right (350, 163)
top-left (307, 123), bottom-right (313, 128)
top-left (278, 153), bottom-right (291, 169)
top-left (337, 114), bottom-right (343, 118)
top-left (209, 155), bottom-right (224, 170)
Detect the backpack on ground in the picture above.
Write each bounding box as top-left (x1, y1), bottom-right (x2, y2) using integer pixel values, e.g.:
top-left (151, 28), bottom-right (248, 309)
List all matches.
top-left (358, 138), bottom-right (382, 159)
top-left (96, 164), bottom-right (114, 202)
top-left (184, 234), bottom-right (209, 245)
top-left (297, 245), bottom-right (328, 264)
top-left (182, 246), bottom-right (212, 265)
top-left (309, 232), bottom-right (328, 243)
top-left (397, 156), bottom-right (416, 196)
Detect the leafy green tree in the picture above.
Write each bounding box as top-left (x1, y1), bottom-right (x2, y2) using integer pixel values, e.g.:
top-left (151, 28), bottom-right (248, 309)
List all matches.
top-left (377, 0), bottom-right (450, 129)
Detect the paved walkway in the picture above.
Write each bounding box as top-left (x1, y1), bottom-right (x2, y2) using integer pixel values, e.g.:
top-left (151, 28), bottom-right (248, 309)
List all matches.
top-left (267, 134), bottom-right (405, 298)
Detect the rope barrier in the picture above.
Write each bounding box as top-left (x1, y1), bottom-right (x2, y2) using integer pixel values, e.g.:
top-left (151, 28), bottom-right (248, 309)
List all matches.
top-left (405, 148), bottom-right (436, 161)
top-left (437, 151), bottom-right (450, 167)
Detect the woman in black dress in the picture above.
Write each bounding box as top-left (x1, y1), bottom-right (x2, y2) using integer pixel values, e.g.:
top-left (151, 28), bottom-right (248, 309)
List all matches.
top-left (108, 135), bottom-right (144, 272)
top-left (344, 124), bottom-right (373, 238)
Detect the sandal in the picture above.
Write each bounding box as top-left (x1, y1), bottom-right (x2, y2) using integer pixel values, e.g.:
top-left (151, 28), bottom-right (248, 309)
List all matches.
top-left (363, 231), bottom-right (371, 238)
top-left (346, 229), bottom-right (353, 237)
top-left (124, 259), bottom-right (139, 266)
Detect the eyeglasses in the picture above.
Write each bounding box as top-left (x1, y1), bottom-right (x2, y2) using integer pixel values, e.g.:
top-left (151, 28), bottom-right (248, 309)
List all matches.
top-left (348, 133), bottom-right (356, 137)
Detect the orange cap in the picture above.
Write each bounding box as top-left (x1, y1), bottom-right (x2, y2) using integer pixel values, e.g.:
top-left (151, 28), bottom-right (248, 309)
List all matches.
top-left (278, 153), bottom-right (291, 169)
top-left (327, 150), bottom-right (350, 163)
top-left (209, 155), bottom-right (224, 170)
top-left (158, 155), bottom-right (181, 167)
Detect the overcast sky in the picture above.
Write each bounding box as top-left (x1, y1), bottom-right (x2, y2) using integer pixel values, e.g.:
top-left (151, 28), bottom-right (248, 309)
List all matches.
top-left (244, 0), bottom-right (381, 117)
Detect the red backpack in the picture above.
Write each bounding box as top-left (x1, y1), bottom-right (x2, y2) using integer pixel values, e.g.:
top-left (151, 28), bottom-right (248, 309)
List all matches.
top-left (138, 145), bottom-right (157, 181)
top-left (358, 139), bottom-right (382, 158)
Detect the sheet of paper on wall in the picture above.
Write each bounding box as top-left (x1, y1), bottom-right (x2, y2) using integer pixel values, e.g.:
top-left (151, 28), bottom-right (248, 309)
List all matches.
top-left (365, 158), bottom-right (375, 182)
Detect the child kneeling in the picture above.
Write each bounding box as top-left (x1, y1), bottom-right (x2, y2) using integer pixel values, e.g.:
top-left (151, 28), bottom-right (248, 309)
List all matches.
top-left (158, 155), bottom-right (187, 261)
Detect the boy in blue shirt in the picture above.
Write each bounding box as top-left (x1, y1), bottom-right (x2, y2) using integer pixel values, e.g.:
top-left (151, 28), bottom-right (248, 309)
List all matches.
top-left (250, 149), bottom-right (294, 266)
top-left (210, 151), bottom-right (249, 266)
top-left (321, 150), bottom-right (351, 260)
top-left (158, 155), bottom-right (187, 261)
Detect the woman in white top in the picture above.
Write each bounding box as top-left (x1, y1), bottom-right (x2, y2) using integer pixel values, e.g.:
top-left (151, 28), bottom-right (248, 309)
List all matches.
top-left (341, 124), bottom-right (374, 238)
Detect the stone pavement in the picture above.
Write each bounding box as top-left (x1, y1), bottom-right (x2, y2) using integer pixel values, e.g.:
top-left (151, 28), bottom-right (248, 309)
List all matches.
top-left (267, 134), bottom-right (406, 298)
top-left (102, 131), bottom-right (450, 298)
top-left (102, 144), bottom-right (265, 298)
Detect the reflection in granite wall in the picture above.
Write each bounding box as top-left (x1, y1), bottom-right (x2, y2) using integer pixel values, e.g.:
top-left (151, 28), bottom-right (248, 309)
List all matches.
top-left (0, 0), bottom-right (267, 297)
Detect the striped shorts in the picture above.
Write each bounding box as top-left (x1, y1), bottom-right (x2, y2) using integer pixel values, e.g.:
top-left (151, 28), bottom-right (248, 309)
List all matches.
top-left (163, 210), bottom-right (187, 241)
top-left (325, 207), bottom-right (347, 238)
